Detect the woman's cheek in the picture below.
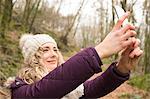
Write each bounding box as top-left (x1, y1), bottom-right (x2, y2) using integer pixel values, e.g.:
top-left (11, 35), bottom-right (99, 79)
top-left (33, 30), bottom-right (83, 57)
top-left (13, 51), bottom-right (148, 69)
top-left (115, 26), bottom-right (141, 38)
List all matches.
top-left (43, 53), bottom-right (49, 59)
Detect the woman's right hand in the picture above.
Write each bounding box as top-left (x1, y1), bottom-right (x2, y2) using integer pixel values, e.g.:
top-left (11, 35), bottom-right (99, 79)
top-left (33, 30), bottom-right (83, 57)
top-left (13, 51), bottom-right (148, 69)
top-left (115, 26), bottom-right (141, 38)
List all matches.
top-left (116, 38), bottom-right (143, 74)
top-left (95, 12), bottom-right (136, 59)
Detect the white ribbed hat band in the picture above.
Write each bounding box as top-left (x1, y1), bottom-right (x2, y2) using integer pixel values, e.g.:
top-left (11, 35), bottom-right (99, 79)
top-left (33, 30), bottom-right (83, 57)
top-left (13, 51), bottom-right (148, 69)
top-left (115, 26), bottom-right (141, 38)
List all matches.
top-left (20, 34), bottom-right (57, 63)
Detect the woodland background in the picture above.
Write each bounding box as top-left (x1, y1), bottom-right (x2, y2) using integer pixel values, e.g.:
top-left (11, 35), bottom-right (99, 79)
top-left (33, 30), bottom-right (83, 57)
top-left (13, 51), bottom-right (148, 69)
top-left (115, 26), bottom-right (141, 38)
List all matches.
top-left (0, 0), bottom-right (149, 98)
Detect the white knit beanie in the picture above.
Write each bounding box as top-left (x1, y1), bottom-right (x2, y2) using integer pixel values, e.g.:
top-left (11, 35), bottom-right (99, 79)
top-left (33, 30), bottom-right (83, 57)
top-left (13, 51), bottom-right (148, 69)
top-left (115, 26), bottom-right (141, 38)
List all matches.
top-left (19, 34), bottom-right (57, 64)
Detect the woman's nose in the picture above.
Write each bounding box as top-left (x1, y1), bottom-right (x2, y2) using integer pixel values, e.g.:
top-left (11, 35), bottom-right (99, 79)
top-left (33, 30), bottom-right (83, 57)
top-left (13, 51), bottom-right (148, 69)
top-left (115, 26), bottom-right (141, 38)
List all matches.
top-left (48, 50), bottom-right (56, 57)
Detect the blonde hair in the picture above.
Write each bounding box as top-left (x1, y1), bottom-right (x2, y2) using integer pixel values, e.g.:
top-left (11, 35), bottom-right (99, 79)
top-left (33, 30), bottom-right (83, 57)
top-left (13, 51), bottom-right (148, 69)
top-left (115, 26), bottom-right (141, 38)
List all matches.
top-left (17, 46), bottom-right (64, 84)
top-left (2, 45), bottom-right (64, 99)
top-left (2, 34), bottom-right (64, 98)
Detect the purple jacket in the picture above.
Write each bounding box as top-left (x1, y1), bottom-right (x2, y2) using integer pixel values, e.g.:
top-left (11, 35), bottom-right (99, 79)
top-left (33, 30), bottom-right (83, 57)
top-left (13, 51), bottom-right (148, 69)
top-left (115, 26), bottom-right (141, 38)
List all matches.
top-left (11, 47), bottom-right (129, 98)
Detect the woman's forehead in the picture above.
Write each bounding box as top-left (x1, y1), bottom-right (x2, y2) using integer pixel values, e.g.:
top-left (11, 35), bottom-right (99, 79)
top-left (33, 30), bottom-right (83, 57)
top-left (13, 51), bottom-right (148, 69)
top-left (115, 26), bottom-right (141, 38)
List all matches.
top-left (41, 42), bottom-right (57, 48)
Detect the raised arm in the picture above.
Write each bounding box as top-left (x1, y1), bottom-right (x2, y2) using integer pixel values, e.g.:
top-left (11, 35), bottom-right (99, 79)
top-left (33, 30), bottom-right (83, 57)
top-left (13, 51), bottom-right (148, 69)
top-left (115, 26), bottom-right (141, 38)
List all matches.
top-left (82, 38), bottom-right (143, 98)
top-left (11, 12), bottom-right (139, 99)
top-left (82, 62), bottom-right (129, 98)
top-left (95, 12), bottom-right (136, 59)
top-left (11, 47), bottom-right (103, 98)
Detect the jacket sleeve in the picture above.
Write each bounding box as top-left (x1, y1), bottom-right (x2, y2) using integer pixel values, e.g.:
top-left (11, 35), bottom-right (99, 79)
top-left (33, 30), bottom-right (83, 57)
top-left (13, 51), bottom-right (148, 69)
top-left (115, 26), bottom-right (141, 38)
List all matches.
top-left (82, 62), bottom-right (130, 98)
top-left (11, 47), bottom-right (103, 98)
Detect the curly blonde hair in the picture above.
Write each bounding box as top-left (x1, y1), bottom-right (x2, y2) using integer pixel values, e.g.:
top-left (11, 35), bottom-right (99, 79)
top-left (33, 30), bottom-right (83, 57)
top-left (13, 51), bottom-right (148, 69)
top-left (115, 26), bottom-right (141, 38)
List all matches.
top-left (17, 46), bottom-right (64, 84)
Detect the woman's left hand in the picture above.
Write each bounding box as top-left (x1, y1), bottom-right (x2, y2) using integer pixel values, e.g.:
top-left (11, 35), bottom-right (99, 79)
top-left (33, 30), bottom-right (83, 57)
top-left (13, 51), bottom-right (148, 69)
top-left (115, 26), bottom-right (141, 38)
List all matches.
top-left (116, 37), bottom-right (143, 74)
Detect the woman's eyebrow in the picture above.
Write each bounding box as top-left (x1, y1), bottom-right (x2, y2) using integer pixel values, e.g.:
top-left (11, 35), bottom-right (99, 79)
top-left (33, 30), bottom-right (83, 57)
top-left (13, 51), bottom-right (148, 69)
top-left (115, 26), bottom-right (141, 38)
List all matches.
top-left (42, 46), bottom-right (57, 49)
top-left (43, 46), bottom-right (50, 49)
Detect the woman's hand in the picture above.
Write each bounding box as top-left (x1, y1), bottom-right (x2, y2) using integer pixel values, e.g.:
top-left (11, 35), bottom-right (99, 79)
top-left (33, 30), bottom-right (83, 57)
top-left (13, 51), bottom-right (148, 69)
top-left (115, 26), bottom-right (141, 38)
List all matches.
top-left (116, 38), bottom-right (143, 74)
top-left (95, 12), bottom-right (137, 59)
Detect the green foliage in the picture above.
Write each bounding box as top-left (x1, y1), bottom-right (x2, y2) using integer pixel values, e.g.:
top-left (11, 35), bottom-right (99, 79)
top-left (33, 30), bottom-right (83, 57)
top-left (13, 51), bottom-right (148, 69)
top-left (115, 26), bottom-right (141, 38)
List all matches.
top-left (128, 74), bottom-right (150, 91)
top-left (62, 49), bottom-right (79, 61)
top-left (119, 93), bottom-right (142, 99)
top-left (0, 33), bottom-right (23, 80)
top-left (101, 58), bottom-right (112, 64)
top-left (0, 30), bottom-right (71, 84)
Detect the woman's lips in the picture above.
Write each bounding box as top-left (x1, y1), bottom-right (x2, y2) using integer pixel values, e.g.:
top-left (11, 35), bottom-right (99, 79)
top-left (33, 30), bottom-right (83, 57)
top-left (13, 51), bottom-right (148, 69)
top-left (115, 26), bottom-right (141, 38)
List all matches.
top-left (47, 60), bottom-right (57, 64)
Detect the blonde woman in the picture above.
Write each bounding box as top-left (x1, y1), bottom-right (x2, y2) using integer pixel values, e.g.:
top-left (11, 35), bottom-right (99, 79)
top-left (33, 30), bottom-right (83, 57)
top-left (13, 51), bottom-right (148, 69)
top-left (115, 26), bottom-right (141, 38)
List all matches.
top-left (3, 12), bottom-right (143, 99)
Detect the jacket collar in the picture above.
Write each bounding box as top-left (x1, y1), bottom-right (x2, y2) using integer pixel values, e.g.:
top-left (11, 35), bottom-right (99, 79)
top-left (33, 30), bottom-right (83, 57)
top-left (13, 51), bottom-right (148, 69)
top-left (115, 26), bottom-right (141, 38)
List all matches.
top-left (10, 77), bottom-right (27, 89)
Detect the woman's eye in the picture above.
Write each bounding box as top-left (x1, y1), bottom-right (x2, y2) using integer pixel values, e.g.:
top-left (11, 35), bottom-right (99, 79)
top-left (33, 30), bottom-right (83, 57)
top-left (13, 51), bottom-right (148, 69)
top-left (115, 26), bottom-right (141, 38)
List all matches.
top-left (54, 49), bottom-right (58, 52)
top-left (43, 49), bottom-right (49, 52)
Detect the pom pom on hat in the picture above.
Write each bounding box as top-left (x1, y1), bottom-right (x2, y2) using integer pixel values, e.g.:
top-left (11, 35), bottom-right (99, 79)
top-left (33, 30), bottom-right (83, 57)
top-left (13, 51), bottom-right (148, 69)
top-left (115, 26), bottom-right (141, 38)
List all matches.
top-left (19, 34), bottom-right (33, 50)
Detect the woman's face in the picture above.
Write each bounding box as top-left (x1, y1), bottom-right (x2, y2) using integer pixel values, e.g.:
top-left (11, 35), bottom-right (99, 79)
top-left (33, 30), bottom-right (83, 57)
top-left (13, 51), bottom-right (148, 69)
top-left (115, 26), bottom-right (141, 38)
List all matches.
top-left (39, 43), bottom-right (59, 72)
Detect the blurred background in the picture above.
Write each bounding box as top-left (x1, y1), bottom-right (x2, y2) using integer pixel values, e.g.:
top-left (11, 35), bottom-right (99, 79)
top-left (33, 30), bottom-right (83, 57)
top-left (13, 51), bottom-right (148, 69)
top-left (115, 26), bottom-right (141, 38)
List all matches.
top-left (0, 0), bottom-right (149, 98)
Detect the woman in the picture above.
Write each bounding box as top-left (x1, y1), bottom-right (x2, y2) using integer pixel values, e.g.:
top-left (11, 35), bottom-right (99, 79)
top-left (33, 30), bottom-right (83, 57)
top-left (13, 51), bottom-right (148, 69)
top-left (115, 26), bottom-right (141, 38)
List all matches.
top-left (3, 12), bottom-right (143, 99)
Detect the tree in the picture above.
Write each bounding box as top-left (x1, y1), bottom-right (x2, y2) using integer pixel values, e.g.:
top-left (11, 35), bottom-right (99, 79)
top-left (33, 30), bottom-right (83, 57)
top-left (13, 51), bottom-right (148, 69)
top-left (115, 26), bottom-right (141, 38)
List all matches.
top-left (60, 0), bottom-right (85, 46)
top-left (0, 0), bottom-right (13, 38)
top-left (0, 0), bottom-right (2, 16)
top-left (143, 0), bottom-right (150, 74)
top-left (28, 0), bottom-right (42, 32)
top-left (22, 0), bottom-right (42, 32)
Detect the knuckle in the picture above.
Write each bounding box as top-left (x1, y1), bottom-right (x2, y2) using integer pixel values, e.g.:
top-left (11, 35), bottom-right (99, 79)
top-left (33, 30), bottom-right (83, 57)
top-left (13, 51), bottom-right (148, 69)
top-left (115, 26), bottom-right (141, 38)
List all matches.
top-left (128, 31), bottom-right (136, 37)
top-left (130, 31), bottom-right (135, 36)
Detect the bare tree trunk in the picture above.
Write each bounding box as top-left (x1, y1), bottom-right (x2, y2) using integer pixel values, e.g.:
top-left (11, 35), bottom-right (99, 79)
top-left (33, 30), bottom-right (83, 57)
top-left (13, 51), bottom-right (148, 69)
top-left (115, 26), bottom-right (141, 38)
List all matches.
top-left (72, 14), bottom-right (81, 37)
top-left (0, 0), bottom-right (13, 38)
top-left (22, 0), bottom-right (31, 29)
top-left (111, 0), bottom-right (119, 60)
top-left (56, 0), bottom-right (63, 14)
top-left (95, 1), bottom-right (105, 42)
top-left (28, 0), bottom-right (42, 32)
top-left (120, 0), bottom-right (127, 11)
top-left (0, 0), bottom-right (13, 54)
top-left (111, 0), bottom-right (115, 27)
top-left (0, 0), bottom-right (2, 16)
top-left (105, 1), bottom-right (109, 34)
top-left (99, 1), bottom-right (105, 41)
top-left (144, 0), bottom-right (150, 73)
top-left (61, 0), bottom-right (85, 46)
top-left (144, 25), bottom-right (150, 74)
top-left (22, 0), bottom-right (37, 31)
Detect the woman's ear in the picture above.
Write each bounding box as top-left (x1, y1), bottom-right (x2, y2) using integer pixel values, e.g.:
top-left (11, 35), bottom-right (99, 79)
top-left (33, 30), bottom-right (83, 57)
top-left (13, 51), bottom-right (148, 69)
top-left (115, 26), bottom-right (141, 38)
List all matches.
top-left (57, 50), bottom-right (65, 66)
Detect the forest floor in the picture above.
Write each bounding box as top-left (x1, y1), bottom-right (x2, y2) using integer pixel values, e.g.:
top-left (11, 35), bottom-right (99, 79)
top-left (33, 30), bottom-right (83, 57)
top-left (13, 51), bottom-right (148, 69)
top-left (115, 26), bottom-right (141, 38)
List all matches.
top-left (64, 52), bottom-right (150, 99)
top-left (89, 68), bottom-right (150, 99)
top-left (100, 81), bottom-right (149, 99)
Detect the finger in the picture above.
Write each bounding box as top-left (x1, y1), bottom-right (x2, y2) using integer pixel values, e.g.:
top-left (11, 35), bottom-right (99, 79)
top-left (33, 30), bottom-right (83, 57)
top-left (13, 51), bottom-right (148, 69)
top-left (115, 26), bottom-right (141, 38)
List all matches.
top-left (131, 50), bottom-right (143, 59)
top-left (119, 47), bottom-right (127, 56)
top-left (135, 50), bottom-right (143, 57)
top-left (129, 47), bottom-right (140, 58)
top-left (121, 30), bottom-right (137, 40)
top-left (122, 38), bottom-right (135, 49)
top-left (134, 39), bottom-right (141, 48)
top-left (112, 12), bottom-right (130, 31)
top-left (129, 47), bottom-right (143, 58)
top-left (119, 24), bottom-right (135, 34)
top-left (130, 37), bottom-right (136, 47)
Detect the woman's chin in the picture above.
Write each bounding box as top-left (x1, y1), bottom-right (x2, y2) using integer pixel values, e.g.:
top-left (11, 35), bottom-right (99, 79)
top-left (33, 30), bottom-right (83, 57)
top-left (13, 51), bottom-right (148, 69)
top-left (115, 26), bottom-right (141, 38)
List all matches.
top-left (46, 63), bottom-right (57, 71)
